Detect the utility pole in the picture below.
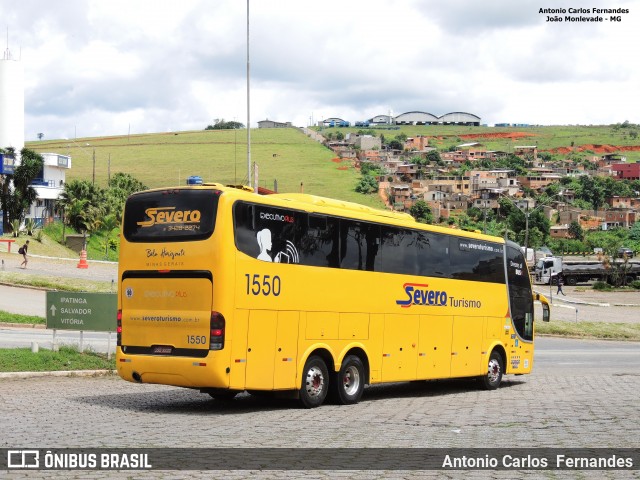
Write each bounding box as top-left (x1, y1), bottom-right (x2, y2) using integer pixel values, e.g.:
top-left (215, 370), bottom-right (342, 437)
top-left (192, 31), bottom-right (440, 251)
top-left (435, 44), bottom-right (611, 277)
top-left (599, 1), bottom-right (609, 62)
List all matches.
top-left (246, 0), bottom-right (252, 188)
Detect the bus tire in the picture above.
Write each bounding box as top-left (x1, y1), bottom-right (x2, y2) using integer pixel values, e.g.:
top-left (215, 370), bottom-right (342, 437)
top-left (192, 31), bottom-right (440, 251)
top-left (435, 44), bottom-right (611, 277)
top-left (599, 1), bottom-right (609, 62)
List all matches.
top-left (331, 355), bottom-right (365, 405)
top-left (299, 355), bottom-right (329, 408)
top-left (479, 350), bottom-right (503, 390)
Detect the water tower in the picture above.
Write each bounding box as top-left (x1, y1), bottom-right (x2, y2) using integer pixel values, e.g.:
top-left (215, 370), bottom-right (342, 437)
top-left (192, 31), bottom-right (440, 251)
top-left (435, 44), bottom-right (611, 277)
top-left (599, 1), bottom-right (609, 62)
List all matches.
top-left (0, 42), bottom-right (25, 152)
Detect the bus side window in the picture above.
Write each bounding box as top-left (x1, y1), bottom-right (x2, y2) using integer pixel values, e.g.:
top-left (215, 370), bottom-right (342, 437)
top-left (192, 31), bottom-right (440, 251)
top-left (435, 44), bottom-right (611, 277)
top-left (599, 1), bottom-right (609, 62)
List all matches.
top-left (379, 227), bottom-right (418, 276)
top-left (234, 203), bottom-right (259, 258)
top-left (340, 220), bottom-right (381, 271)
top-left (304, 214), bottom-right (340, 268)
top-left (415, 231), bottom-right (450, 278)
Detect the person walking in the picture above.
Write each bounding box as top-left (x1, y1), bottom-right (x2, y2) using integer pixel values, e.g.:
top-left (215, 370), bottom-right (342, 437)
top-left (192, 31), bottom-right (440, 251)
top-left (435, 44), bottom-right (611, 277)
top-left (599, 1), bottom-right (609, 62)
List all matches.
top-left (19, 240), bottom-right (29, 269)
top-left (556, 272), bottom-right (565, 296)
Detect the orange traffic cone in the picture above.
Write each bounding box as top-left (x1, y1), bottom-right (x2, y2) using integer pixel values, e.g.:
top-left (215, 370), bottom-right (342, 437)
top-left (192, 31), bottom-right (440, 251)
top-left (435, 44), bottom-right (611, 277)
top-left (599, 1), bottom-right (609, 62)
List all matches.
top-left (77, 249), bottom-right (89, 269)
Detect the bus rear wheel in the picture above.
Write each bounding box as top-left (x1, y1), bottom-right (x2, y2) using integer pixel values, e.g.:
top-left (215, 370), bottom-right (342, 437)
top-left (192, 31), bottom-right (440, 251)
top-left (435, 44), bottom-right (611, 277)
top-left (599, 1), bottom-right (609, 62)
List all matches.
top-left (330, 355), bottom-right (365, 405)
top-left (479, 351), bottom-right (503, 390)
top-left (299, 356), bottom-right (329, 408)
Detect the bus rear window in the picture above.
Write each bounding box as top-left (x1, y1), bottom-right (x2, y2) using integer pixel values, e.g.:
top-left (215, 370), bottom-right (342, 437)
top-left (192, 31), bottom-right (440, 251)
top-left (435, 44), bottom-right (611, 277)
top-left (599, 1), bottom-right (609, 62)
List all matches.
top-left (123, 189), bottom-right (219, 242)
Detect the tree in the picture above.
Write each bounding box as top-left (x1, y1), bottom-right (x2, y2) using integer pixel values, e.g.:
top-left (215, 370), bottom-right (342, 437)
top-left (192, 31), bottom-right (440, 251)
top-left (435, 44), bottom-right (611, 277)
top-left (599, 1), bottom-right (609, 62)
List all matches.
top-left (105, 173), bottom-right (147, 221)
top-left (355, 175), bottom-right (378, 194)
top-left (58, 180), bottom-right (105, 233)
top-left (576, 175), bottom-right (605, 211)
top-left (425, 150), bottom-right (442, 165)
top-left (0, 148), bottom-right (44, 233)
top-left (568, 220), bottom-right (584, 241)
top-left (409, 200), bottom-right (433, 224)
top-left (100, 213), bottom-right (120, 259)
top-left (205, 119), bottom-right (244, 130)
top-left (387, 139), bottom-right (403, 150)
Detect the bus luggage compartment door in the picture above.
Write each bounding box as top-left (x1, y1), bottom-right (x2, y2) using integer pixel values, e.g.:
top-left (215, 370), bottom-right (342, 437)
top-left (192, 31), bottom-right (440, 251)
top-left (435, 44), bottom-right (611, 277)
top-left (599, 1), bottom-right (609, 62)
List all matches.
top-left (121, 276), bottom-right (212, 353)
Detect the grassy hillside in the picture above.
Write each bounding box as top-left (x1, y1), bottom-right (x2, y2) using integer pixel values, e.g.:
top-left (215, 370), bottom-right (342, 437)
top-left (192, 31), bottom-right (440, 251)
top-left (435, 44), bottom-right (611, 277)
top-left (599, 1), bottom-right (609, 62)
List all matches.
top-left (26, 124), bottom-right (640, 212)
top-left (27, 128), bottom-right (385, 208)
top-left (323, 124), bottom-right (640, 161)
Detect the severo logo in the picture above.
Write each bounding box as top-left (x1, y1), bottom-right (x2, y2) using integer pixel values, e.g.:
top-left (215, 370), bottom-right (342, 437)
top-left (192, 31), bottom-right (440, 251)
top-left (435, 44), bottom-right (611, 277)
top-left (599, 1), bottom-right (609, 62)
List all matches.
top-left (137, 207), bottom-right (201, 227)
top-left (395, 283), bottom-right (448, 308)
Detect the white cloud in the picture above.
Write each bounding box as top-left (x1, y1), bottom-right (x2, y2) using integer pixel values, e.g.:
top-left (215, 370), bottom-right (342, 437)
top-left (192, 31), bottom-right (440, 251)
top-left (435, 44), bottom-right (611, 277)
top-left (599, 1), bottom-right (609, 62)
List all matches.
top-left (0, 0), bottom-right (638, 141)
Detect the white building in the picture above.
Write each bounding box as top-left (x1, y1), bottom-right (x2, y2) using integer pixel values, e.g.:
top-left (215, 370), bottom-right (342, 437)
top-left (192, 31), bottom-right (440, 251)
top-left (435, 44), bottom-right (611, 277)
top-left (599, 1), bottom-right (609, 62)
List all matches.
top-left (27, 153), bottom-right (71, 225)
top-left (0, 48), bottom-right (24, 152)
top-left (1, 48), bottom-right (71, 228)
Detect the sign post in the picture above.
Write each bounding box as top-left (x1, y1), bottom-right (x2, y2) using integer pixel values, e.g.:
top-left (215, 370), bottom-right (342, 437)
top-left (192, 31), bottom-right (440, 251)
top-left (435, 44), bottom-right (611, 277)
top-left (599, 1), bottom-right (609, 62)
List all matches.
top-left (46, 292), bottom-right (117, 356)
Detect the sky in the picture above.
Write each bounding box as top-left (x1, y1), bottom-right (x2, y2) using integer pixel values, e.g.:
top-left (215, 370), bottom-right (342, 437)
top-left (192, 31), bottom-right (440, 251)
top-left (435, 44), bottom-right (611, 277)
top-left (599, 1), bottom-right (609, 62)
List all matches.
top-left (1, 0), bottom-right (639, 141)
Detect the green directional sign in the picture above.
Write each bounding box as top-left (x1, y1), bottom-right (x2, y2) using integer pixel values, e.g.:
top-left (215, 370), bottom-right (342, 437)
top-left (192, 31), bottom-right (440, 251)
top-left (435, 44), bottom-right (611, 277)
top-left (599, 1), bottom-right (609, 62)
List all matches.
top-left (46, 292), bottom-right (117, 332)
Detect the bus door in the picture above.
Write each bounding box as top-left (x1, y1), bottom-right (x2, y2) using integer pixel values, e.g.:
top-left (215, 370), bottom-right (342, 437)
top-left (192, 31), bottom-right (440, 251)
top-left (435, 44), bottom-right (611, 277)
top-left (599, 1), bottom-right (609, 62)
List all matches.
top-left (506, 245), bottom-right (535, 373)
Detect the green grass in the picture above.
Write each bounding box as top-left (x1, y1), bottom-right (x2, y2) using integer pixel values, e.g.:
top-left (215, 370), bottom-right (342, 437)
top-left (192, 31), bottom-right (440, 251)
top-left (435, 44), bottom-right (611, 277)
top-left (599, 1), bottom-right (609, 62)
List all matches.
top-left (536, 320), bottom-right (640, 340)
top-left (322, 124), bottom-right (640, 160)
top-left (0, 346), bottom-right (115, 372)
top-left (41, 221), bottom-right (119, 262)
top-left (0, 310), bottom-right (44, 325)
top-left (0, 271), bottom-right (113, 292)
top-left (27, 128), bottom-right (386, 209)
top-left (24, 125), bottom-right (640, 221)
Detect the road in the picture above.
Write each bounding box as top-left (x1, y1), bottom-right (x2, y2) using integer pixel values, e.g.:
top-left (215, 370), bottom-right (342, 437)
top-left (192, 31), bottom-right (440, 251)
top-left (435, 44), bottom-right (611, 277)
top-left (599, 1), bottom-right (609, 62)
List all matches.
top-left (0, 337), bottom-right (638, 479)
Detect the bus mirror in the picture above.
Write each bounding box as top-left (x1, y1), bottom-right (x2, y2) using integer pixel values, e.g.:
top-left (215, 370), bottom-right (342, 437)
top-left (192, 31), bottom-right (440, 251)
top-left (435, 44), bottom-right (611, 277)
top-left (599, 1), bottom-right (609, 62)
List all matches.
top-left (542, 303), bottom-right (550, 322)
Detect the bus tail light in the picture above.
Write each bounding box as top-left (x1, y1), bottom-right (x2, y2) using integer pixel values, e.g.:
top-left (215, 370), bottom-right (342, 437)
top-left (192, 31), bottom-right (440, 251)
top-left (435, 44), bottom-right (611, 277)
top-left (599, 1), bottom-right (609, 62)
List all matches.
top-left (117, 310), bottom-right (122, 346)
top-left (210, 312), bottom-right (225, 350)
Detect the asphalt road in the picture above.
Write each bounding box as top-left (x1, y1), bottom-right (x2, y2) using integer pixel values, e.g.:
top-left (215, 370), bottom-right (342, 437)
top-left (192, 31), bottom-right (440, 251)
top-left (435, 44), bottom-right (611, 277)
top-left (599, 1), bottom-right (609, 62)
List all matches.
top-left (0, 336), bottom-right (638, 479)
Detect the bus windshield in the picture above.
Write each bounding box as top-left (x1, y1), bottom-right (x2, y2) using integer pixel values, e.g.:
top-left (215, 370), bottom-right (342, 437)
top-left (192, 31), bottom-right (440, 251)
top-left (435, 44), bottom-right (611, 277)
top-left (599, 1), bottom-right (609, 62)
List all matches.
top-left (123, 189), bottom-right (220, 242)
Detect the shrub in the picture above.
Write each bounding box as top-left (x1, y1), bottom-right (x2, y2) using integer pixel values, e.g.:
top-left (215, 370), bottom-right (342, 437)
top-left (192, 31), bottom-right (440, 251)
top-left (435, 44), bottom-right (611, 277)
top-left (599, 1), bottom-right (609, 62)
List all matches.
top-left (593, 281), bottom-right (612, 291)
top-left (355, 175), bottom-right (379, 194)
top-left (630, 280), bottom-right (640, 290)
top-left (10, 219), bottom-right (21, 237)
top-left (24, 218), bottom-right (37, 235)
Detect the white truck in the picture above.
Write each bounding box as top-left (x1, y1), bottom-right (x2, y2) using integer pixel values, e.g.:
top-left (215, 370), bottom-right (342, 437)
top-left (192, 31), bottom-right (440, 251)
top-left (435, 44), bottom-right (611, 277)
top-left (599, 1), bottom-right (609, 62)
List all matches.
top-left (534, 256), bottom-right (640, 286)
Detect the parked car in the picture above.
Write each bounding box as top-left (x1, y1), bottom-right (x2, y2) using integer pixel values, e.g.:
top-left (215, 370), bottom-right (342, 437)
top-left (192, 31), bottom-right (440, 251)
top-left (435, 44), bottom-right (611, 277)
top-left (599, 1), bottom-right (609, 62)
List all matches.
top-left (617, 247), bottom-right (635, 258)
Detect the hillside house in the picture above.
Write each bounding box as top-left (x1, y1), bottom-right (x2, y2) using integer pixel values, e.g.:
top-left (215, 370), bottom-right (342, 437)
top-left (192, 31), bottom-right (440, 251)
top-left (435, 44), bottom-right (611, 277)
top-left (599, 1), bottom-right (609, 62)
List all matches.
top-left (607, 196), bottom-right (640, 210)
top-left (419, 176), bottom-right (471, 196)
top-left (513, 146), bottom-right (538, 161)
top-left (517, 173), bottom-right (563, 192)
top-left (258, 119), bottom-right (292, 128)
top-left (396, 163), bottom-right (419, 181)
top-left (389, 184), bottom-right (412, 210)
top-left (469, 170), bottom-right (519, 197)
top-left (404, 136), bottom-right (430, 151)
top-left (612, 163), bottom-right (640, 180)
top-left (550, 225), bottom-right (570, 239)
top-left (603, 209), bottom-right (636, 229)
top-left (348, 134), bottom-right (382, 151)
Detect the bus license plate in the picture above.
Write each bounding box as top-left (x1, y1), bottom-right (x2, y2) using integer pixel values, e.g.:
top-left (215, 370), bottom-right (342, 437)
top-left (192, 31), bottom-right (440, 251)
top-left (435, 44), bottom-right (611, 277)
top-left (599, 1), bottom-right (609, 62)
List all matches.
top-left (152, 345), bottom-right (173, 355)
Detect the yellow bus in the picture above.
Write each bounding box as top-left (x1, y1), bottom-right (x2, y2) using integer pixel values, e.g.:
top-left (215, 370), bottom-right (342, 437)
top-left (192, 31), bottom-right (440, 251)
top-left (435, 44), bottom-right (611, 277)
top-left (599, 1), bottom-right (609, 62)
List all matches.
top-left (116, 184), bottom-right (550, 408)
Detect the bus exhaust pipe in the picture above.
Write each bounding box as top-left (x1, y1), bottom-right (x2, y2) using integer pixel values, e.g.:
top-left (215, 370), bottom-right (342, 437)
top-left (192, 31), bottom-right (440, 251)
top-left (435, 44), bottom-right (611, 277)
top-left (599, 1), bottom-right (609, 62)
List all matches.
top-left (132, 372), bottom-right (143, 383)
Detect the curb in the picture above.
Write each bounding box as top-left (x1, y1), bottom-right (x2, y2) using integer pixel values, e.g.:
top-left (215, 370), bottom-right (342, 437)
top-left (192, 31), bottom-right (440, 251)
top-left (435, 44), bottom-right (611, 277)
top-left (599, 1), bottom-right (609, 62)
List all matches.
top-left (552, 298), bottom-right (611, 307)
top-left (0, 322), bottom-right (46, 329)
top-left (0, 369), bottom-right (116, 379)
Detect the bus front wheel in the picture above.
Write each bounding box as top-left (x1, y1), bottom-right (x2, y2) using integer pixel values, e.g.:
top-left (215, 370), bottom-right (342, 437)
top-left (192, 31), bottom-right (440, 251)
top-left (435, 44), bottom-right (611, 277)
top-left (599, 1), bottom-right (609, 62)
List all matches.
top-left (299, 355), bottom-right (329, 408)
top-left (479, 351), bottom-right (503, 390)
top-left (330, 355), bottom-right (365, 405)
